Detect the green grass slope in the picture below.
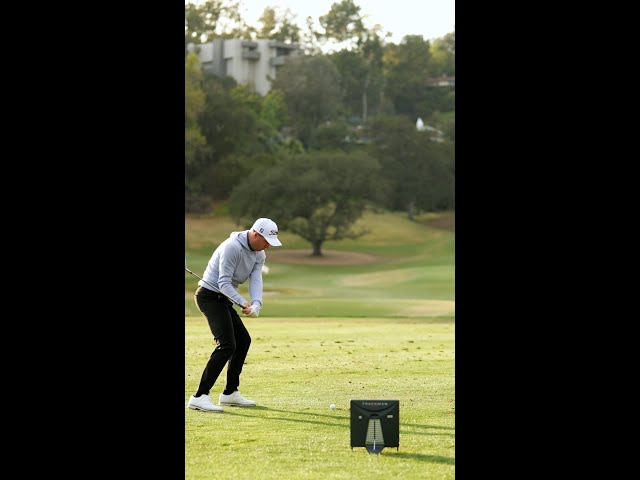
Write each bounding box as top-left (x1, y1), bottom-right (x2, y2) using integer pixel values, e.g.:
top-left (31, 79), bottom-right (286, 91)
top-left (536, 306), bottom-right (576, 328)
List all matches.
top-left (185, 210), bottom-right (455, 318)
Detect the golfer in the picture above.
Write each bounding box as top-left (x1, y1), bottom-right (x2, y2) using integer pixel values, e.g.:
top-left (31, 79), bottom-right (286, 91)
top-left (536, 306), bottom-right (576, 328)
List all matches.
top-left (188, 218), bottom-right (282, 412)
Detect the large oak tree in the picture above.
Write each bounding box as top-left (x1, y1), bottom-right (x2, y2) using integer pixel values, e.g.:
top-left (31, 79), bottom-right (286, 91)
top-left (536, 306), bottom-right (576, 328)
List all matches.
top-left (228, 152), bottom-right (384, 256)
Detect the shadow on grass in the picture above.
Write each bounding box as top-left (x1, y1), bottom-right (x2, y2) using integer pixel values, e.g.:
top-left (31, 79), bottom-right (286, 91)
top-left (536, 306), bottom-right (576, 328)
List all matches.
top-left (221, 407), bottom-right (348, 428)
top-left (258, 407), bottom-right (347, 419)
top-left (383, 452), bottom-right (455, 464)
top-left (218, 406), bottom-right (453, 438)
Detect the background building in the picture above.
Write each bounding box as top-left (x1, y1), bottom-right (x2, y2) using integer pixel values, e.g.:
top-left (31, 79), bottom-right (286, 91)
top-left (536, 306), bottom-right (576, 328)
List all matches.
top-left (188, 39), bottom-right (302, 96)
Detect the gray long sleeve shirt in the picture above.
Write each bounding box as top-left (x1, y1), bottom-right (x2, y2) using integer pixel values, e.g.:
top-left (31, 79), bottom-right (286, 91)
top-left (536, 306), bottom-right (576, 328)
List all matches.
top-left (198, 230), bottom-right (265, 307)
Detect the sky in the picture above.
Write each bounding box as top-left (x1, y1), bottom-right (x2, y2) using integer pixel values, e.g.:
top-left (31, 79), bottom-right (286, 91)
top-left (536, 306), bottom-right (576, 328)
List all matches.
top-left (214, 1), bottom-right (455, 45)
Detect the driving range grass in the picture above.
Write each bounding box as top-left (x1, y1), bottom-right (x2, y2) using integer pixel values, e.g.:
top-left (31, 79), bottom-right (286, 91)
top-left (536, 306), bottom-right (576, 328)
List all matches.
top-left (185, 210), bottom-right (455, 479)
top-left (185, 317), bottom-right (454, 479)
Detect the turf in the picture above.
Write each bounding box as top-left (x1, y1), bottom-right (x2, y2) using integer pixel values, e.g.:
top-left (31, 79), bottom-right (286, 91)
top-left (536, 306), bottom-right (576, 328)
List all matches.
top-left (185, 209), bottom-right (455, 479)
top-left (185, 317), bottom-right (455, 479)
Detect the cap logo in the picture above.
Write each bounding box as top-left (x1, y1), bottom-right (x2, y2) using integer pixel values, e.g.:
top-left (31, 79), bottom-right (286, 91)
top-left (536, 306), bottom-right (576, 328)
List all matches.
top-left (269, 229), bottom-right (278, 235)
top-left (259, 228), bottom-right (264, 234)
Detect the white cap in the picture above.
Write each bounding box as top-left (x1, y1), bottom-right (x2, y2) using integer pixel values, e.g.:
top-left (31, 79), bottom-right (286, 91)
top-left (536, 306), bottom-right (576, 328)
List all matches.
top-left (251, 218), bottom-right (282, 246)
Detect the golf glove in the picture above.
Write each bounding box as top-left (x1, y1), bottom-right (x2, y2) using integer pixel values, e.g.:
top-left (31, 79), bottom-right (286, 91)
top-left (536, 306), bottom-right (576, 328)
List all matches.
top-left (247, 303), bottom-right (261, 318)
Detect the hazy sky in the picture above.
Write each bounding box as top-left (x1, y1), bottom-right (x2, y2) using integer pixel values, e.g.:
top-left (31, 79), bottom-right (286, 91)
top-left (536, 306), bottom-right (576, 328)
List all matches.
top-left (205, 1), bottom-right (455, 44)
top-left (239, 0), bottom-right (454, 43)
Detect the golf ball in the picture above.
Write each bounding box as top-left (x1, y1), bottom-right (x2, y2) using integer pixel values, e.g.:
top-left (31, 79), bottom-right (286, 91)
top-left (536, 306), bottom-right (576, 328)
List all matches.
top-left (330, 404), bottom-right (336, 410)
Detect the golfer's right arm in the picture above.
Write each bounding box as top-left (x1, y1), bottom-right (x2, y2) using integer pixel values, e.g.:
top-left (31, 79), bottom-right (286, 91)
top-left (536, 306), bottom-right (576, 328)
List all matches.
top-left (218, 250), bottom-right (249, 308)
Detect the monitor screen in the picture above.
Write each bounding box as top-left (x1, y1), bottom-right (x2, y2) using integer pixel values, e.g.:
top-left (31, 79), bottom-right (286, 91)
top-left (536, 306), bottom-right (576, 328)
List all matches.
top-left (350, 399), bottom-right (400, 454)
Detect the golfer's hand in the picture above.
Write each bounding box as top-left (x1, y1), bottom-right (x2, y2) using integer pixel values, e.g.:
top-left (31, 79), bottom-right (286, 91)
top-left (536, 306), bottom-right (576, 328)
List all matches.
top-left (247, 303), bottom-right (260, 318)
top-left (240, 303), bottom-right (251, 315)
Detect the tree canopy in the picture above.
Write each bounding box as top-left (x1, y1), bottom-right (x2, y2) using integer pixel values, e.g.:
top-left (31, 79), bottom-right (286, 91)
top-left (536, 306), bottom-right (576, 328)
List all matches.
top-left (366, 115), bottom-right (454, 217)
top-left (228, 152), bottom-right (383, 255)
top-left (271, 55), bottom-right (343, 148)
top-left (185, 0), bottom-right (455, 232)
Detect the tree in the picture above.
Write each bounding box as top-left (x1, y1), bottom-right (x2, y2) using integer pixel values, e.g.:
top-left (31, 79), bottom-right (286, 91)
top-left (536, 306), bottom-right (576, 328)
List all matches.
top-left (383, 35), bottom-right (435, 119)
top-left (430, 31), bottom-right (455, 77)
top-left (319, 0), bottom-right (386, 123)
top-left (318, 0), bottom-right (365, 47)
top-left (271, 56), bottom-right (343, 148)
top-left (257, 7), bottom-right (301, 43)
top-left (185, 52), bottom-right (211, 211)
top-left (185, 0), bottom-right (254, 52)
top-left (259, 89), bottom-right (288, 133)
top-left (367, 115), bottom-right (453, 218)
top-left (228, 152), bottom-right (384, 255)
top-left (415, 140), bottom-right (454, 211)
top-left (308, 121), bottom-right (351, 151)
top-left (200, 80), bottom-right (285, 160)
top-left (425, 31), bottom-right (455, 118)
top-left (197, 79), bottom-right (289, 200)
top-left (185, 1), bottom-right (241, 48)
top-left (257, 7), bottom-right (277, 38)
top-left (329, 49), bottom-right (384, 121)
top-left (299, 15), bottom-right (323, 55)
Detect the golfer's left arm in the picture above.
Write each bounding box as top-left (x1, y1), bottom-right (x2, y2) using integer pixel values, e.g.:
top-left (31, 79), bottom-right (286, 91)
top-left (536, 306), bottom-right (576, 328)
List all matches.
top-left (246, 258), bottom-right (264, 316)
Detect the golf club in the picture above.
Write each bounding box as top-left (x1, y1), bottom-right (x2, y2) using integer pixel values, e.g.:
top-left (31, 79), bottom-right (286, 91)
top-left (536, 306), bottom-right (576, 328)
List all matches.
top-left (185, 262), bottom-right (246, 308)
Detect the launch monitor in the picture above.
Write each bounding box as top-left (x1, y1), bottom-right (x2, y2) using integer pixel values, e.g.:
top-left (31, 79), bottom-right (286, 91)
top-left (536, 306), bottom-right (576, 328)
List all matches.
top-left (350, 399), bottom-right (400, 454)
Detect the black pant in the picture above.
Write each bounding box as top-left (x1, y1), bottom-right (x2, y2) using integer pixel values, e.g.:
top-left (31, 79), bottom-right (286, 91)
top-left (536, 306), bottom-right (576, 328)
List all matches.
top-left (194, 286), bottom-right (252, 396)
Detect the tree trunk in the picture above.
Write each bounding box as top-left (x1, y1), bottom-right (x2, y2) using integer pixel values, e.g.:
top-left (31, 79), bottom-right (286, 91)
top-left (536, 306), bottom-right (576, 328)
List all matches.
top-left (407, 201), bottom-right (415, 221)
top-left (362, 73), bottom-right (370, 124)
top-left (312, 241), bottom-right (323, 256)
top-left (362, 91), bottom-right (368, 124)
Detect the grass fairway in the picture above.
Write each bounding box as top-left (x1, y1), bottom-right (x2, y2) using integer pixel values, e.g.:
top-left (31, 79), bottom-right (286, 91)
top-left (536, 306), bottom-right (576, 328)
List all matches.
top-left (186, 316), bottom-right (454, 479)
top-left (185, 210), bottom-right (455, 479)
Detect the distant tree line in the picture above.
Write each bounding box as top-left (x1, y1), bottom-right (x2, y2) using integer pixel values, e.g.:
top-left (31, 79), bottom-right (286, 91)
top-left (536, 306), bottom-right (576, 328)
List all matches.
top-left (185, 0), bottom-right (455, 255)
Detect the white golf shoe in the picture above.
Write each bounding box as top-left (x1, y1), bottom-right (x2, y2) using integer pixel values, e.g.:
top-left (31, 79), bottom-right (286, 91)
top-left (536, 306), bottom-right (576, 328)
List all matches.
top-left (188, 394), bottom-right (224, 412)
top-left (219, 391), bottom-right (256, 406)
